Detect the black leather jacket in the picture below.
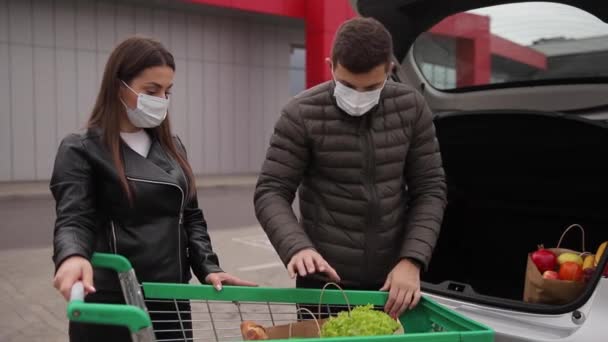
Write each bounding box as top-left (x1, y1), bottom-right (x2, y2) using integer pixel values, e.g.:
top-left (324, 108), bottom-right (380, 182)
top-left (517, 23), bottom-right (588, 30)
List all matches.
top-left (51, 128), bottom-right (222, 291)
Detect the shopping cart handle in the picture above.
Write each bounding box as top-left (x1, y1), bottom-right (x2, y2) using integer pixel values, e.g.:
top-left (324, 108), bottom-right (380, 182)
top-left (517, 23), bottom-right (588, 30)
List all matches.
top-left (90, 253), bottom-right (132, 273)
top-left (67, 299), bottom-right (152, 333)
top-left (70, 282), bottom-right (85, 302)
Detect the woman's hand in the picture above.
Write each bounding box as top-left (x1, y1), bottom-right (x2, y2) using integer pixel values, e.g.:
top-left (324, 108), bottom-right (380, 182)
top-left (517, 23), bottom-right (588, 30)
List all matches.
top-left (205, 272), bottom-right (258, 291)
top-left (53, 256), bottom-right (96, 300)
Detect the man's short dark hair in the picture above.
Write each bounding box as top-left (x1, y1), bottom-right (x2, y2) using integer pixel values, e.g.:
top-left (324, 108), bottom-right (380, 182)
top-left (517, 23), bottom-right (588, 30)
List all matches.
top-left (331, 17), bottom-right (393, 74)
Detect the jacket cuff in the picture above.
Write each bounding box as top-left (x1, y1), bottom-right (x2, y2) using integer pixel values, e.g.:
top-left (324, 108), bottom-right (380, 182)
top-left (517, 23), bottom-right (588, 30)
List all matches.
top-left (203, 263), bottom-right (223, 275)
top-left (399, 249), bottom-right (429, 272)
top-left (194, 262), bottom-right (224, 283)
top-left (400, 256), bottom-right (424, 271)
top-left (53, 249), bottom-right (90, 273)
top-left (281, 243), bottom-right (316, 266)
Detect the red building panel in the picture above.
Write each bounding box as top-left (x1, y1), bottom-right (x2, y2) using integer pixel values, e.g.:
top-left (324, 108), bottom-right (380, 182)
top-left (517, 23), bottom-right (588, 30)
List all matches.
top-left (491, 35), bottom-right (547, 70)
top-left (304, 0), bottom-right (356, 87)
top-left (184, 0), bottom-right (305, 18)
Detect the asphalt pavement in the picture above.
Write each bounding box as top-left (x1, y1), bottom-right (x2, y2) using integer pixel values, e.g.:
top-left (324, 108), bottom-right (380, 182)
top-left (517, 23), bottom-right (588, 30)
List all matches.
top-left (0, 184), bottom-right (262, 250)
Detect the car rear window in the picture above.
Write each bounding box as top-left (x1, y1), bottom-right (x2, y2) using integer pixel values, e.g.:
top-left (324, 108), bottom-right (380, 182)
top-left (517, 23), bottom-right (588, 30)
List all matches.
top-left (412, 2), bottom-right (608, 90)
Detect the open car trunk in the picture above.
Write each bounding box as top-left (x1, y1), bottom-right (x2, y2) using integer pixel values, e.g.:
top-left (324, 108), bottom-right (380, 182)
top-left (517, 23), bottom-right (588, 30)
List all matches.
top-left (355, 0), bottom-right (608, 63)
top-left (422, 111), bottom-right (608, 310)
top-left (353, 0), bottom-right (608, 317)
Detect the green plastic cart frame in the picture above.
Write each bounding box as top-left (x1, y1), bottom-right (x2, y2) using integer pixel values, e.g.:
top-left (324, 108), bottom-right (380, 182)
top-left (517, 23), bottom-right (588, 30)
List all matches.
top-left (67, 253), bottom-right (494, 341)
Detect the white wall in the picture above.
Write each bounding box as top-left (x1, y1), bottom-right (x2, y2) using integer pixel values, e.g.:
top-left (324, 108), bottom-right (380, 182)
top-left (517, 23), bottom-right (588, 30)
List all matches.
top-left (0, 0), bottom-right (305, 181)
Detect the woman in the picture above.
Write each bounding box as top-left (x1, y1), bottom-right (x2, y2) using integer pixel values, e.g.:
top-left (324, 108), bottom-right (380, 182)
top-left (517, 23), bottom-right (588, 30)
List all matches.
top-left (51, 36), bottom-right (255, 341)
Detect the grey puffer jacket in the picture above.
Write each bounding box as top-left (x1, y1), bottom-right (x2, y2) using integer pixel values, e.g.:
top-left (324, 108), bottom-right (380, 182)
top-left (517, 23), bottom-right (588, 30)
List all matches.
top-left (254, 80), bottom-right (447, 287)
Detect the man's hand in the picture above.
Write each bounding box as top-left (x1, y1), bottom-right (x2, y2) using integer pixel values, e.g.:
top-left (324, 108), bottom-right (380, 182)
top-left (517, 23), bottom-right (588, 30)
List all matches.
top-left (287, 249), bottom-right (340, 282)
top-left (380, 258), bottom-right (421, 319)
top-left (205, 272), bottom-right (258, 291)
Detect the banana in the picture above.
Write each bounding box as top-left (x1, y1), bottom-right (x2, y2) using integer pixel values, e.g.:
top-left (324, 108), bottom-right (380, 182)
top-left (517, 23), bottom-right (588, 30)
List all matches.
top-left (595, 241), bottom-right (607, 267)
top-left (583, 254), bottom-right (595, 270)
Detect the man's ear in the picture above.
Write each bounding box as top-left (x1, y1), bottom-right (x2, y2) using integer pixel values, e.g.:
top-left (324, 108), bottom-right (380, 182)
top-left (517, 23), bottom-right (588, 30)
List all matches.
top-left (325, 57), bottom-right (333, 69)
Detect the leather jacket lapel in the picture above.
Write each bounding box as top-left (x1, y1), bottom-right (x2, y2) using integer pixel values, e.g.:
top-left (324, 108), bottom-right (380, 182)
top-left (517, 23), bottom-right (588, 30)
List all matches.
top-left (122, 138), bottom-right (179, 186)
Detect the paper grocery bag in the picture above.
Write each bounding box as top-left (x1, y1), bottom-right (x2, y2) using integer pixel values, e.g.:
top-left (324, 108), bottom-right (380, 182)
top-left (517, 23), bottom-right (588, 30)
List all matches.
top-left (243, 282), bottom-right (404, 340)
top-left (244, 318), bottom-right (404, 340)
top-left (262, 318), bottom-right (404, 339)
top-left (264, 318), bottom-right (328, 339)
top-left (523, 247), bottom-right (586, 305)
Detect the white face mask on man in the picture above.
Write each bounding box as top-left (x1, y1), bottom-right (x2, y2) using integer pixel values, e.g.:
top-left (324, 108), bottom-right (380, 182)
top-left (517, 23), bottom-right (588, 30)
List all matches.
top-left (333, 79), bottom-right (387, 117)
top-left (120, 80), bottom-right (170, 128)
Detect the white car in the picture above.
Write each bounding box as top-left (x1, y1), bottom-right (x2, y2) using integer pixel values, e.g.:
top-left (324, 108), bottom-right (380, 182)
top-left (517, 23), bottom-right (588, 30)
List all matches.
top-left (352, 0), bottom-right (608, 341)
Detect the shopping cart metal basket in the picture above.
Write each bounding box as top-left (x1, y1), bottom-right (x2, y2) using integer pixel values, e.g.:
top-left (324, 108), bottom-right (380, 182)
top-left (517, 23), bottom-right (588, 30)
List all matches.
top-left (67, 253), bottom-right (494, 342)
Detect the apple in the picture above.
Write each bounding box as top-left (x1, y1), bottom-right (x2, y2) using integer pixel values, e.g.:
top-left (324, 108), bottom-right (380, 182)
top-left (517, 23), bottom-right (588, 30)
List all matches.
top-left (583, 268), bottom-right (595, 282)
top-left (558, 252), bottom-right (583, 267)
top-left (559, 262), bottom-right (584, 282)
top-left (543, 270), bottom-right (559, 280)
top-left (531, 246), bottom-right (557, 273)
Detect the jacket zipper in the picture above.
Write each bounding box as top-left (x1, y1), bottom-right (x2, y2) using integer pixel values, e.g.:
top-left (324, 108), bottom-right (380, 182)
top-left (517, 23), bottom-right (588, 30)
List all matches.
top-left (110, 221), bottom-right (118, 254)
top-left (175, 161), bottom-right (190, 274)
top-left (366, 134), bottom-right (378, 223)
top-left (361, 116), bottom-right (378, 284)
top-left (126, 176), bottom-right (185, 282)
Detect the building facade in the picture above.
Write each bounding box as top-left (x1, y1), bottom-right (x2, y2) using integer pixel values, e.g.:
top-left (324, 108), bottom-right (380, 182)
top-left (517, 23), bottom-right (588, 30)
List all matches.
top-left (0, 0), bottom-right (354, 182)
top-left (2, 0), bottom-right (605, 182)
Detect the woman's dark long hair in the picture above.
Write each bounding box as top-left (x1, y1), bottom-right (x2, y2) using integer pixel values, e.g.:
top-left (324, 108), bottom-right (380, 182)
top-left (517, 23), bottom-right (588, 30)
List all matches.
top-left (87, 36), bottom-right (195, 201)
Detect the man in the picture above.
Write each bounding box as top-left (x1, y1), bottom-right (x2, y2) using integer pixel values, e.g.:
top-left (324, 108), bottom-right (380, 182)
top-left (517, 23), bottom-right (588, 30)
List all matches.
top-left (254, 17), bottom-right (447, 319)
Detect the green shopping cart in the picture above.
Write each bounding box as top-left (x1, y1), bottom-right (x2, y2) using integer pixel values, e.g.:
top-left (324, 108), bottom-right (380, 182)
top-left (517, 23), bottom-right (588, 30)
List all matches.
top-left (67, 253), bottom-right (494, 341)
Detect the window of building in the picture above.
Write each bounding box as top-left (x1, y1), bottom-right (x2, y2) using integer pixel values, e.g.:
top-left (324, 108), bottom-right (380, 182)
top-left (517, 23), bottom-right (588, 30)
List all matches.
top-left (289, 46), bottom-right (306, 96)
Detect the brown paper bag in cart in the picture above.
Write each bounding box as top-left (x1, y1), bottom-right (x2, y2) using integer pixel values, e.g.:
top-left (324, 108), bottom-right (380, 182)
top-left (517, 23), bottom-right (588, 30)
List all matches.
top-left (265, 312), bottom-right (327, 339)
top-left (523, 224), bottom-right (587, 305)
top-left (243, 283), bottom-right (404, 340)
top-left (264, 310), bottom-right (404, 339)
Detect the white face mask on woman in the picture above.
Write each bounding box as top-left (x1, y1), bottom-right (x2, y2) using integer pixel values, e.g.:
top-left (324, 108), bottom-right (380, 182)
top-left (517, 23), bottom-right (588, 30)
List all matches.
top-left (120, 80), bottom-right (170, 128)
top-left (333, 79), bottom-right (386, 117)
